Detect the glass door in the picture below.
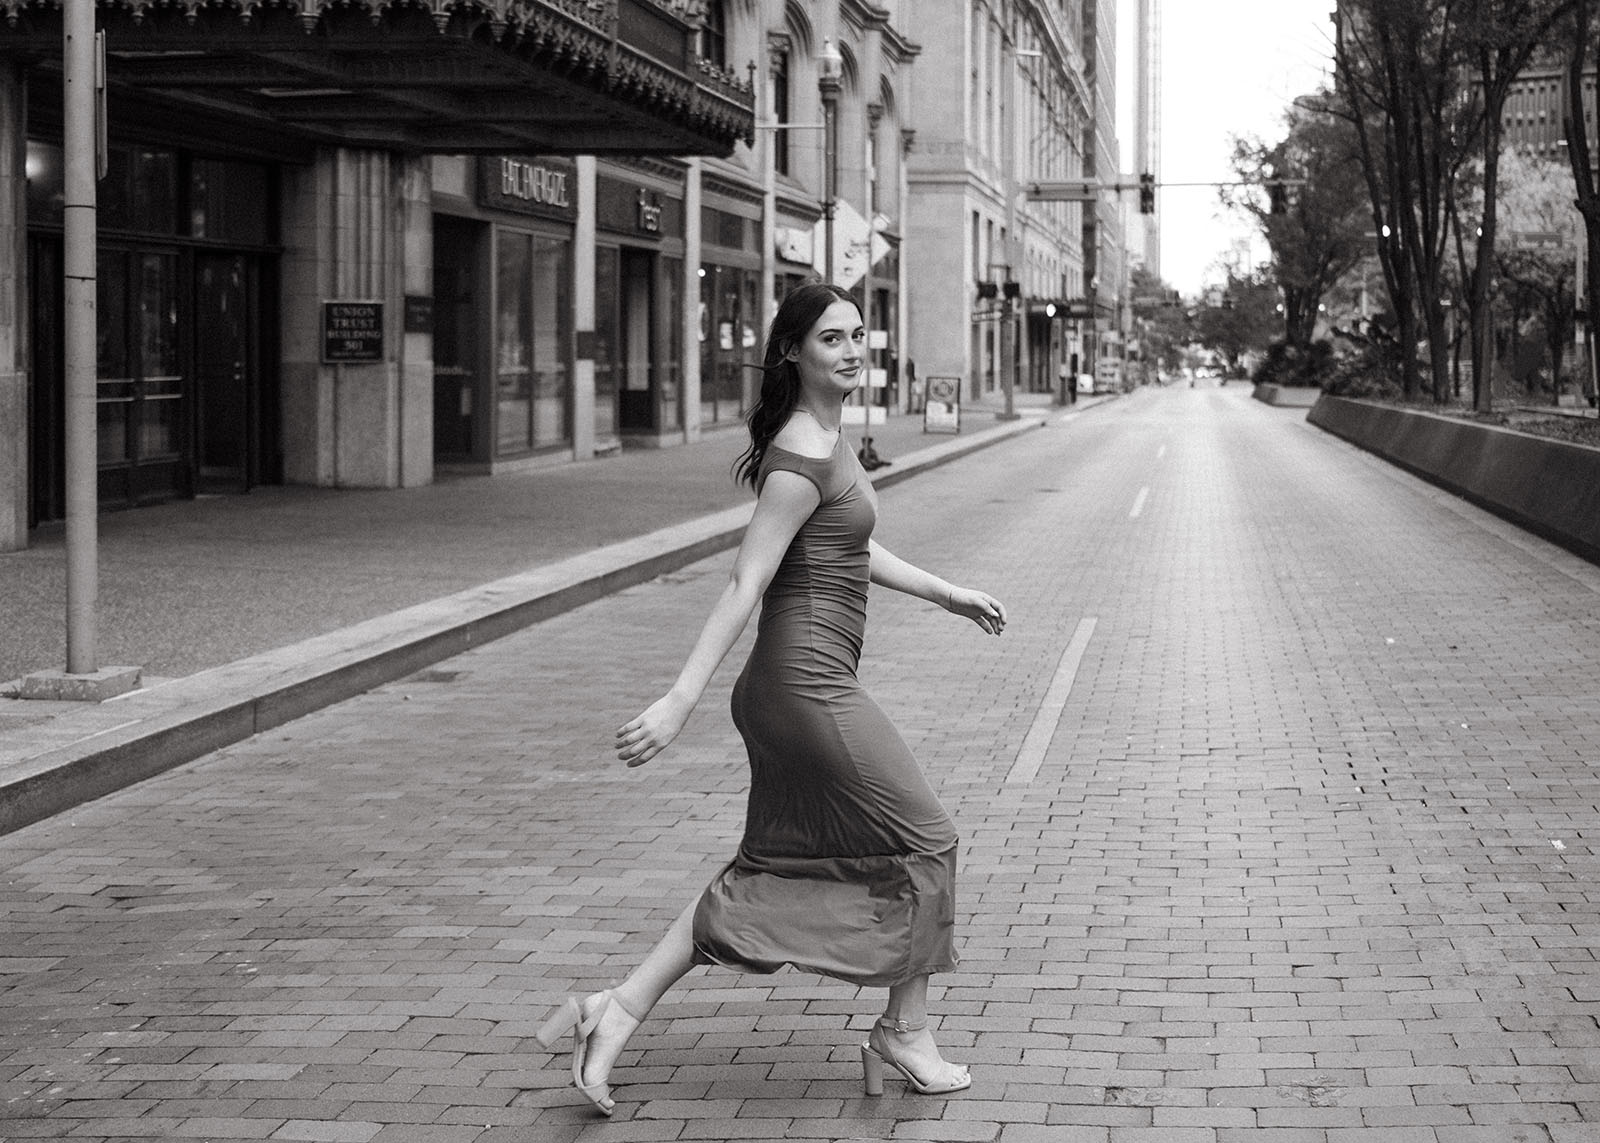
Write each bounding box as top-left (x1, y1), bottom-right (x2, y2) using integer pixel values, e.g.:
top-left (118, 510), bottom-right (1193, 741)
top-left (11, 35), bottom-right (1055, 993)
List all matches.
top-left (194, 253), bottom-right (256, 492)
top-left (97, 247), bottom-right (186, 508)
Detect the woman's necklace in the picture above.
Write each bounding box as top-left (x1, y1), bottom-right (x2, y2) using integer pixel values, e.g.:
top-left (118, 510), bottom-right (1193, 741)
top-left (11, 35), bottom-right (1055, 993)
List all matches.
top-left (794, 406), bottom-right (842, 434)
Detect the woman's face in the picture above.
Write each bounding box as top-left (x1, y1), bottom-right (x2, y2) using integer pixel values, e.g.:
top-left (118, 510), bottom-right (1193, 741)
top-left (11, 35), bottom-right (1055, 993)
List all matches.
top-left (787, 299), bottom-right (865, 398)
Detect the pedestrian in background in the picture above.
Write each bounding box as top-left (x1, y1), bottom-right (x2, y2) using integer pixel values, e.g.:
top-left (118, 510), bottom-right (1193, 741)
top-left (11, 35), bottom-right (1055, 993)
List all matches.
top-left (536, 281), bottom-right (1008, 1115)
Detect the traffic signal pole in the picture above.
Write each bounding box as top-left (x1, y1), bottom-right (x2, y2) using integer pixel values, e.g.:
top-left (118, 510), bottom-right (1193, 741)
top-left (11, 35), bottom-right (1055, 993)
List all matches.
top-left (1027, 177), bottom-right (1306, 203)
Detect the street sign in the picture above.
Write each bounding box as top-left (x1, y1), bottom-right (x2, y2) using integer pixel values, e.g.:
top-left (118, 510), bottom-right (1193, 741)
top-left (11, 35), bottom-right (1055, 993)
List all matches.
top-left (1060, 299), bottom-right (1096, 319)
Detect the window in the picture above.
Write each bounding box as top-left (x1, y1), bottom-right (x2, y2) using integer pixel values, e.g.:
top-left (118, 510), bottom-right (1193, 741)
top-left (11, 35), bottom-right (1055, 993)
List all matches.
top-left (773, 50), bottom-right (791, 176)
top-left (496, 230), bottom-right (572, 455)
top-left (699, 0), bottom-right (727, 67)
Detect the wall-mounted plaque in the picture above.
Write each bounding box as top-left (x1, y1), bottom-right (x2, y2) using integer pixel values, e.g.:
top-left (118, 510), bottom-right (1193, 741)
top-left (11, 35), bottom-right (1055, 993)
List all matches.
top-left (322, 301), bottom-right (384, 363)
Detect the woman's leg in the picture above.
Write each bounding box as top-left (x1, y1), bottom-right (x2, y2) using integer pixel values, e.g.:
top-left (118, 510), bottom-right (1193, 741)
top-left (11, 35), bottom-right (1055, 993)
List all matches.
top-left (578, 898), bottom-right (698, 1086)
top-left (872, 974), bottom-right (968, 1088)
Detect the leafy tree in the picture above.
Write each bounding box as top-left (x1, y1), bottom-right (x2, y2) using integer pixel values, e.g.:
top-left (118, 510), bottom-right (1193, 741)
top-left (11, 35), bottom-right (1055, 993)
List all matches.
top-left (1458, 0), bottom-right (1577, 411)
top-left (1128, 265), bottom-right (1190, 377)
top-left (1333, 0), bottom-right (1481, 402)
top-left (1495, 146), bottom-right (1581, 398)
top-left (1228, 90), bottom-right (1369, 348)
top-left (1561, 0), bottom-right (1600, 391)
top-left (1194, 269), bottom-right (1278, 373)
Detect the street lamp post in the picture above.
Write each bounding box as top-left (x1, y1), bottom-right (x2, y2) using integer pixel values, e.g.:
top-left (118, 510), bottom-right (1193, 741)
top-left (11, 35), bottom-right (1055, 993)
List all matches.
top-left (999, 38), bottom-right (1042, 421)
top-left (818, 38), bottom-right (842, 285)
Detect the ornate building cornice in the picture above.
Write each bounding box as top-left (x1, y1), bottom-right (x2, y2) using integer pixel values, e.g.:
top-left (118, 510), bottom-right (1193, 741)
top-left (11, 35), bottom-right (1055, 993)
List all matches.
top-left (0, 0), bottom-right (755, 156)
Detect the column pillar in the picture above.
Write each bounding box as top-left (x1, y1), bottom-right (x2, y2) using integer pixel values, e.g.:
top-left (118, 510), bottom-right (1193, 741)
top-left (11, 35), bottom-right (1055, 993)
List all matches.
top-left (280, 147), bottom-right (415, 488)
top-left (572, 155), bottom-right (597, 459)
top-left (395, 154), bottom-right (432, 488)
top-left (0, 64), bottom-right (27, 551)
top-left (683, 157), bottom-right (703, 440)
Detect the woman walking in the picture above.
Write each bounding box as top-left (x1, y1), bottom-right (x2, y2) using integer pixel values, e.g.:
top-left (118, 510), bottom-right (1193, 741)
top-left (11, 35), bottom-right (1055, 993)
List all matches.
top-left (536, 282), bottom-right (1007, 1114)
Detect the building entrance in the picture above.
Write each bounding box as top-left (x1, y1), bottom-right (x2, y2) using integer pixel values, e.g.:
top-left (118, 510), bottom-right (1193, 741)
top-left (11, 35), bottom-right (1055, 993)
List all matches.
top-left (28, 242), bottom-right (271, 521)
top-left (195, 253), bottom-right (264, 493)
top-left (24, 141), bottom-right (278, 525)
top-left (432, 215), bottom-right (483, 461)
top-left (617, 247), bottom-right (656, 433)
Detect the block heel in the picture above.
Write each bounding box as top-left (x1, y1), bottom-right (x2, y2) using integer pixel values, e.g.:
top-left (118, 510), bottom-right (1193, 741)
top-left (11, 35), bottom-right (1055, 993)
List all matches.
top-left (861, 1042), bottom-right (886, 1096)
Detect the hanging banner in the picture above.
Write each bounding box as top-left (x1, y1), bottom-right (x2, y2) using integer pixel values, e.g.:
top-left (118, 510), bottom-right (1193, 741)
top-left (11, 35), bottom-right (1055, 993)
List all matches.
top-left (812, 199), bottom-right (891, 290)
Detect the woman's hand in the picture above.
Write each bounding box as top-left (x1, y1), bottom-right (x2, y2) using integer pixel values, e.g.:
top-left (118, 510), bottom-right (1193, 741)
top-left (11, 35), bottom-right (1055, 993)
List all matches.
top-left (615, 692), bottom-right (693, 768)
top-left (945, 586), bottom-right (1008, 636)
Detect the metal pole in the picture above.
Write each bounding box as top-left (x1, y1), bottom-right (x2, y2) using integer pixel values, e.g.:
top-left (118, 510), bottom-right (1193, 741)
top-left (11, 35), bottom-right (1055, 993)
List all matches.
top-left (821, 86), bottom-right (837, 285)
top-left (861, 107), bottom-right (878, 451)
top-left (63, 0), bottom-right (98, 674)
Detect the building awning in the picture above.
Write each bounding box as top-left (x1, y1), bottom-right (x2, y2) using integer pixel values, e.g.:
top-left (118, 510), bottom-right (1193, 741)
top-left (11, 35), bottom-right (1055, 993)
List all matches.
top-left (1, 0), bottom-right (755, 159)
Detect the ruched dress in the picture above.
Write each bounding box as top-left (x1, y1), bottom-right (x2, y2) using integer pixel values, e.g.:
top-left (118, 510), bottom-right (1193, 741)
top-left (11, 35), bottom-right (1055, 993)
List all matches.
top-left (691, 435), bottom-right (959, 987)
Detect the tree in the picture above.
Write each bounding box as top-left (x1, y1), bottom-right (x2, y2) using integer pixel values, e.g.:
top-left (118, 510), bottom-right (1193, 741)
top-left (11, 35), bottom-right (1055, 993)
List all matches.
top-left (1458, 0), bottom-right (1576, 411)
top-left (1229, 90), bottom-right (1370, 349)
top-left (1333, 0), bottom-right (1481, 402)
top-left (1194, 269), bottom-right (1278, 373)
top-left (1561, 0), bottom-right (1600, 398)
top-left (1128, 265), bottom-right (1191, 377)
top-left (1495, 146), bottom-right (1582, 398)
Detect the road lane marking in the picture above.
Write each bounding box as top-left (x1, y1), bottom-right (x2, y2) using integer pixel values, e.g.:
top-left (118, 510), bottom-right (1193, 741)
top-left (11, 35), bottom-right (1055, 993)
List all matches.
top-left (1157, 444), bottom-right (1167, 460)
top-left (1130, 487), bottom-right (1149, 519)
top-left (1005, 617), bottom-right (1097, 786)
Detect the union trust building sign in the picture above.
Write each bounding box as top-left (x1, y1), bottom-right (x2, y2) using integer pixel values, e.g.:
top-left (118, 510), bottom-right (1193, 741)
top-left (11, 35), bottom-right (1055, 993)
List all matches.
top-left (0, 0), bottom-right (754, 158)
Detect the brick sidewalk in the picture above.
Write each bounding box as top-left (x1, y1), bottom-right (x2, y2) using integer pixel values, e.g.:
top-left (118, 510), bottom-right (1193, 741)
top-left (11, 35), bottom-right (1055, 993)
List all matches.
top-left (2, 386), bottom-right (1597, 1142)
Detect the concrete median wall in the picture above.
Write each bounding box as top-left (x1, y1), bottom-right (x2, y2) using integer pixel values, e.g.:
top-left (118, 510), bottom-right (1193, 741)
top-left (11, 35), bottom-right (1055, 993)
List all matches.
top-left (1253, 383), bottom-right (1322, 407)
top-left (1308, 394), bottom-right (1600, 564)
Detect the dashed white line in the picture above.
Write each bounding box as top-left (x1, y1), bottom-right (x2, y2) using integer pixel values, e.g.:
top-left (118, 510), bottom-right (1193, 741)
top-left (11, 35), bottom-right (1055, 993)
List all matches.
top-left (1157, 444), bottom-right (1167, 460)
top-left (1005, 617), bottom-right (1097, 786)
top-left (1130, 486), bottom-right (1149, 519)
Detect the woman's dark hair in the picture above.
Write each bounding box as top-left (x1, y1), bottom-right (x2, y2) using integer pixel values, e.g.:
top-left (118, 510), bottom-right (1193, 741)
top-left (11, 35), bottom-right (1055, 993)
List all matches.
top-left (734, 281), bottom-right (861, 488)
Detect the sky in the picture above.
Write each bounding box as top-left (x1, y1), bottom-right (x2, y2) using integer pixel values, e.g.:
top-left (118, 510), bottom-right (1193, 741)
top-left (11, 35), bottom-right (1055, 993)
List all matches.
top-left (1120, 0), bottom-right (1338, 296)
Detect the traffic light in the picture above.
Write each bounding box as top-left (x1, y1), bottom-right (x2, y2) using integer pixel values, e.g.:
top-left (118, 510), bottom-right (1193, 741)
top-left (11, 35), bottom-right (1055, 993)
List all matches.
top-left (1138, 172), bottom-right (1155, 214)
top-left (976, 280), bottom-right (999, 300)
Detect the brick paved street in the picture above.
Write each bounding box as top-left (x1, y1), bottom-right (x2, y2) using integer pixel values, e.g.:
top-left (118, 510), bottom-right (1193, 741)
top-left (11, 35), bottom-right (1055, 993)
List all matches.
top-left (3, 385), bottom-right (1599, 1142)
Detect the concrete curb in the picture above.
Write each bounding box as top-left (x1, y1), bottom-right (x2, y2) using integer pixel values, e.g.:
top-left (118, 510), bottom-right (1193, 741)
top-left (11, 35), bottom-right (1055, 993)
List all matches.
top-left (0, 413), bottom-right (1049, 836)
top-left (1307, 394), bottom-right (1600, 564)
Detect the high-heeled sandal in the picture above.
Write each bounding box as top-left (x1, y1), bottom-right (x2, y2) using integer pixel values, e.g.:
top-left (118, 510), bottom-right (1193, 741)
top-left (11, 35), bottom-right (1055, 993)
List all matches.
top-left (860, 1016), bottom-right (972, 1096)
top-left (534, 990), bottom-right (644, 1115)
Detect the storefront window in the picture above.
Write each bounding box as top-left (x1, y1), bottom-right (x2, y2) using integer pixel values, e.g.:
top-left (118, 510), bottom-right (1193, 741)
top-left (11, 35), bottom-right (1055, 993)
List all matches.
top-left (495, 230), bottom-right (573, 456)
top-left (662, 256), bottom-right (683, 431)
top-left (496, 233), bottom-right (534, 454)
top-left (97, 257), bottom-right (131, 464)
top-left (740, 269), bottom-right (759, 413)
top-left (531, 234), bottom-right (571, 448)
top-left (101, 147), bottom-right (179, 235)
top-left (191, 158), bottom-right (271, 245)
top-left (699, 263), bottom-right (757, 427)
top-left (25, 141), bottom-right (64, 226)
top-left (594, 245), bottom-right (620, 442)
top-left (138, 253), bottom-right (181, 458)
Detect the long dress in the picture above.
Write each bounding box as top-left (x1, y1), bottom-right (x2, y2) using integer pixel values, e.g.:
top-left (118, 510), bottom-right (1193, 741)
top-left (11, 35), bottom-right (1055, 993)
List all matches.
top-left (691, 434), bottom-right (959, 987)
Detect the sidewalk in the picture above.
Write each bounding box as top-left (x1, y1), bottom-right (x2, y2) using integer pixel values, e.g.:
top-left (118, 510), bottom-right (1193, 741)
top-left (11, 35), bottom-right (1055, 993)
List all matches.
top-left (0, 392), bottom-right (1103, 834)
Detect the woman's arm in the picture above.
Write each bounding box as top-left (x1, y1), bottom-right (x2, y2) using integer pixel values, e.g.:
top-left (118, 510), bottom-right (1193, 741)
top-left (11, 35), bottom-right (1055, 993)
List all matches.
top-left (868, 538), bottom-right (1008, 636)
top-left (615, 471), bottom-right (821, 767)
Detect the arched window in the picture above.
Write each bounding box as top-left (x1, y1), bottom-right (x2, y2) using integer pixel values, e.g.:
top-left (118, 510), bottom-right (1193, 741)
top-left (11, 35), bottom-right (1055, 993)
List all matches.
top-left (699, 0), bottom-right (728, 67)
